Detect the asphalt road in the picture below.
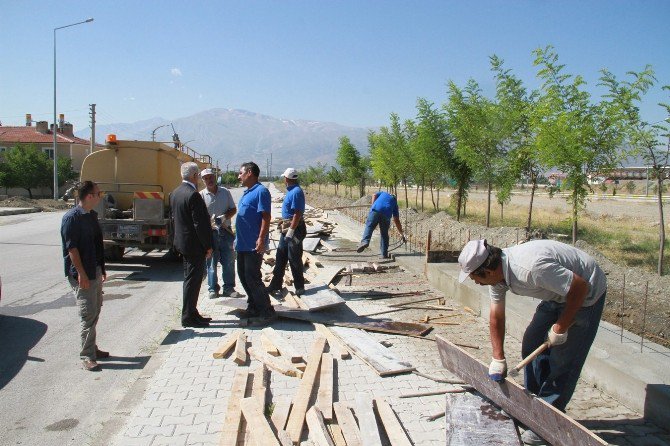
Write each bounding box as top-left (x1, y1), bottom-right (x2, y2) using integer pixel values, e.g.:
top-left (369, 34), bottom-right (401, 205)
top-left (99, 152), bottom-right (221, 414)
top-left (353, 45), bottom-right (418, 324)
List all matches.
top-left (0, 210), bottom-right (184, 445)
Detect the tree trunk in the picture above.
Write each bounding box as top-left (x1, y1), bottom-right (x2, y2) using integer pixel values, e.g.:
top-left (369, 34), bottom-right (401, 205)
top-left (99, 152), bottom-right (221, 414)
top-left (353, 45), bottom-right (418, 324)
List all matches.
top-left (26, 188), bottom-right (33, 199)
top-left (526, 175), bottom-right (538, 234)
top-left (430, 181), bottom-right (436, 210)
top-left (415, 184), bottom-right (419, 208)
top-left (421, 180), bottom-right (425, 212)
top-left (500, 202), bottom-right (504, 222)
top-left (486, 180), bottom-right (492, 228)
top-left (456, 190), bottom-right (462, 222)
top-left (404, 180), bottom-right (409, 209)
top-left (359, 176), bottom-right (365, 198)
top-left (572, 201), bottom-right (578, 245)
top-left (657, 177), bottom-right (666, 275)
top-left (436, 187), bottom-right (440, 211)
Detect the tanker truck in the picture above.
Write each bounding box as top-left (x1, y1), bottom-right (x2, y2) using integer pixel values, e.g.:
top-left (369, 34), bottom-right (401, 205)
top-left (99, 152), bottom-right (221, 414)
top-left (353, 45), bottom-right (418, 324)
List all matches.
top-left (79, 136), bottom-right (212, 260)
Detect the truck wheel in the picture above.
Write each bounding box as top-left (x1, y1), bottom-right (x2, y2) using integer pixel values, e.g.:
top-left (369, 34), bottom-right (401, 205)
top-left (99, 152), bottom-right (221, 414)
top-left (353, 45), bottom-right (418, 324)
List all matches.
top-left (105, 245), bottom-right (125, 261)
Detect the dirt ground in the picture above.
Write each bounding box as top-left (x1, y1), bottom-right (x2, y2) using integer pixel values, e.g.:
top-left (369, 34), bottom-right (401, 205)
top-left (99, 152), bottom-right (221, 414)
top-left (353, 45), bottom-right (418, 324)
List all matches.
top-left (303, 189), bottom-right (670, 349)
top-left (0, 196), bottom-right (71, 211)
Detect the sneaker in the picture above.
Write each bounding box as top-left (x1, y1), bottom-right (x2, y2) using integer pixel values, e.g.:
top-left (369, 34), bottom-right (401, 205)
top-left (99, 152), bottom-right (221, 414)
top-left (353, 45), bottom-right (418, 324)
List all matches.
top-left (248, 313), bottom-right (278, 327)
top-left (222, 289), bottom-right (244, 298)
top-left (82, 358), bottom-right (101, 371)
top-left (266, 285), bottom-right (283, 297)
top-left (208, 291), bottom-right (218, 299)
top-left (356, 242), bottom-right (369, 253)
top-left (295, 288), bottom-right (305, 296)
top-left (95, 348), bottom-right (110, 359)
top-left (520, 429), bottom-right (547, 445)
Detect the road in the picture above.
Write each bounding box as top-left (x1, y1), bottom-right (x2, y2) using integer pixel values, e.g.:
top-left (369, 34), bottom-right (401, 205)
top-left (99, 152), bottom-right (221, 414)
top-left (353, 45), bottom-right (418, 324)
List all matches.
top-left (0, 210), bottom-right (184, 445)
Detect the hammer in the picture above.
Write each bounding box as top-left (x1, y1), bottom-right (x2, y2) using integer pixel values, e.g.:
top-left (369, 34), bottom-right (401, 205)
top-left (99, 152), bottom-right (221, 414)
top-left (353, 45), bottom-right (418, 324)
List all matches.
top-left (509, 341), bottom-right (550, 377)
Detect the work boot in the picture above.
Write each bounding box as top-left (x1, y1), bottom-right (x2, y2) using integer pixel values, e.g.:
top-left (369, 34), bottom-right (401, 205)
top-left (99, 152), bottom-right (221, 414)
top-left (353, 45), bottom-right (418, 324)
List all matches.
top-left (82, 358), bottom-right (101, 371)
top-left (208, 291), bottom-right (218, 299)
top-left (248, 312), bottom-right (278, 327)
top-left (95, 348), bottom-right (110, 359)
top-left (222, 289), bottom-right (244, 298)
top-left (520, 429), bottom-right (547, 445)
top-left (295, 288), bottom-right (305, 296)
top-left (356, 242), bottom-right (369, 253)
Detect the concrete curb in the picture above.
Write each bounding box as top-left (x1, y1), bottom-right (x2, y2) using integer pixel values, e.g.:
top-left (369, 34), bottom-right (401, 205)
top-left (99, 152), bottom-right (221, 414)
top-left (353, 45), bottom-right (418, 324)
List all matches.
top-left (0, 207), bottom-right (41, 216)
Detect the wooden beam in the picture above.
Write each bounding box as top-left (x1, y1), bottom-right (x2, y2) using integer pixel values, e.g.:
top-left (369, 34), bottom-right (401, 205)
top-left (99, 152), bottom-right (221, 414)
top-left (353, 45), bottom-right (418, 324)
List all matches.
top-left (260, 333), bottom-right (280, 356)
top-left (326, 421), bottom-right (347, 446)
top-left (399, 388), bottom-right (468, 398)
top-left (354, 394), bottom-right (382, 446)
top-left (332, 402), bottom-right (361, 446)
top-left (445, 391), bottom-right (521, 445)
top-left (286, 336), bottom-right (327, 444)
top-left (435, 335), bottom-right (607, 446)
top-left (306, 407), bottom-right (335, 446)
top-left (248, 347), bottom-right (304, 378)
top-left (270, 397), bottom-right (292, 432)
top-left (314, 323), bottom-right (351, 359)
top-left (331, 327), bottom-right (415, 376)
top-left (240, 397), bottom-right (280, 446)
top-left (316, 353), bottom-right (334, 420)
top-left (219, 367), bottom-right (249, 446)
top-left (261, 327), bottom-right (303, 363)
top-left (374, 399), bottom-right (412, 446)
top-left (252, 364), bottom-right (270, 408)
top-left (212, 329), bottom-right (241, 359)
top-left (234, 331), bottom-right (248, 365)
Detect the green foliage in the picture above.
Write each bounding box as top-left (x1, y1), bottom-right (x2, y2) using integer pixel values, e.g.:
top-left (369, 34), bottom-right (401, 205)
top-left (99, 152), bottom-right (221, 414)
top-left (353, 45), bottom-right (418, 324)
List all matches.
top-left (336, 136), bottom-right (367, 197)
top-left (2, 144), bottom-right (52, 198)
top-left (220, 170), bottom-right (239, 186)
top-left (624, 181), bottom-right (636, 194)
top-left (57, 156), bottom-right (78, 189)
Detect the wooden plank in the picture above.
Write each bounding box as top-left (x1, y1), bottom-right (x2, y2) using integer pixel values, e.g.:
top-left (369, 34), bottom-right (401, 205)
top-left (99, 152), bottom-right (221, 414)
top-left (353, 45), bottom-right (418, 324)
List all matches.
top-left (277, 430), bottom-right (293, 446)
top-left (316, 353), bottom-right (334, 420)
top-left (252, 364), bottom-right (270, 409)
top-left (234, 331), bottom-right (248, 365)
top-left (261, 327), bottom-right (303, 363)
top-left (301, 283), bottom-right (345, 311)
top-left (331, 327), bottom-right (415, 376)
top-left (445, 391), bottom-right (521, 446)
top-left (213, 329), bottom-right (241, 359)
top-left (309, 265), bottom-right (345, 286)
top-left (435, 335), bottom-right (607, 446)
top-left (326, 421), bottom-right (347, 446)
top-left (374, 399), bottom-right (412, 446)
top-left (399, 388), bottom-right (468, 398)
top-left (219, 367), bottom-right (249, 446)
top-left (303, 237), bottom-right (322, 253)
top-left (332, 402), bottom-right (361, 446)
top-left (314, 323), bottom-right (351, 360)
top-left (270, 397), bottom-right (292, 432)
top-left (260, 333), bottom-right (281, 356)
top-left (285, 336), bottom-right (327, 444)
top-left (354, 394), bottom-right (382, 446)
top-left (306, 407), bottom-right (336, 446)
top-left (248, 347), bottom-right (304, 378)
top-left (240, 397), bottom-right (280, 446)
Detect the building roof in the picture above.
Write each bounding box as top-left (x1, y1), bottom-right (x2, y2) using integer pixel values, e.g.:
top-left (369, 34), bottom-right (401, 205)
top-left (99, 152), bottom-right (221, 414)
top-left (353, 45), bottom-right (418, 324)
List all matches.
top-left (0, 126), bottom-right (90, 145)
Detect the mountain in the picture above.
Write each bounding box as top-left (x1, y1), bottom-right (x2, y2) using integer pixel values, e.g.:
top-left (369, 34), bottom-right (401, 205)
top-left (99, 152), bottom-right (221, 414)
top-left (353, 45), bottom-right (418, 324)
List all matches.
top-left (76, 108), bottom-right (373, 174)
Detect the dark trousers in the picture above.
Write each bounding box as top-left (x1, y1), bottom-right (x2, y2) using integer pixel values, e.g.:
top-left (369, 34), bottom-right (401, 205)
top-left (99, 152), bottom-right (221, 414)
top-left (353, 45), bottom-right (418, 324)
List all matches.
top-left (237, 251), bottom-right (273, 316)
top-left (182, 253), bottom-right (205, 322)
top-left (270, 221), bottom-right (306, 290)
top-left (522, 293), bottom-right (606, 411)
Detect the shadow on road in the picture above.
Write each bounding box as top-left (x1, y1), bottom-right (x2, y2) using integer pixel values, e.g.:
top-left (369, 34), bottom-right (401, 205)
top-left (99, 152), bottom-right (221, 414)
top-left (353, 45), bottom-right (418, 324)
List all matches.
top-left (0, 314), bottom-right (47, 390)
top-left (98, 355), bottom-right (150, 370)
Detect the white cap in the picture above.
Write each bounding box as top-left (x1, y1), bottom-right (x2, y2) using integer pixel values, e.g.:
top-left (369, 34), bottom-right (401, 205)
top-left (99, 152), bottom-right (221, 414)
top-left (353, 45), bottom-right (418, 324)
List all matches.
top-left (458, 239), bottom-right (489, 283)
top-left (282, 167), bottom-right (298, 179)
top-left (201, 168), bottom-right (214, 177)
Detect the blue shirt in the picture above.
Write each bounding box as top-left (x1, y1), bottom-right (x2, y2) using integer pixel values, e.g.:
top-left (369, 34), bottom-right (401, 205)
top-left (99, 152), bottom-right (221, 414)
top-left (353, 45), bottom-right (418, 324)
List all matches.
top-left (370, 191), bottom-right (399, 219)
top-left (235, 182), bottom-right (271, 252)
top-left (282, 184), bottom-right (305, 219)
top-left (61, 206), bottom-right (105, 279)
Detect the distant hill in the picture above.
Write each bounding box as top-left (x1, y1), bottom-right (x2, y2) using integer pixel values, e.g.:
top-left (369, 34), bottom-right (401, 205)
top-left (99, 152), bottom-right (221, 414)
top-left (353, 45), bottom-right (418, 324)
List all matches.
top-left (76, 108), bottom-right (374, 174)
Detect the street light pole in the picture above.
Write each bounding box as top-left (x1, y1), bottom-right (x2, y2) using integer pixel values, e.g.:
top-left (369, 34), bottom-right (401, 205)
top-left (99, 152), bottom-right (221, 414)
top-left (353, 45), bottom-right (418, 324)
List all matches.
top-left (151, 124), bottom-right (170, 141)
top-left (53, 17), bottom-right (94, 200)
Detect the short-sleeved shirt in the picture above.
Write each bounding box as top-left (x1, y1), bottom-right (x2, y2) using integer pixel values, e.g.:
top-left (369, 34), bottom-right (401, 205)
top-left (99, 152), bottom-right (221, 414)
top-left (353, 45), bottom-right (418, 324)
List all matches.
top-left (282, 184), bottom-right (305, 219)
top-left (235, 182), bottom-right (271, 252)
top-left (370, 191), bottom-right (399, 219)
top-left (200, 186), bottom-right (236, 229)
top-left (489, 240), bottom-right (607, 307)
top-left (61, 206), bottom-right (105, 280)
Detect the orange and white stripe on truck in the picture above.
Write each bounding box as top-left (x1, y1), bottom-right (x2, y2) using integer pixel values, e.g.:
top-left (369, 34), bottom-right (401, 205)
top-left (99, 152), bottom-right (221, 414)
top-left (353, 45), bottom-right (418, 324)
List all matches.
top-left (133, 192), bottom-right (164, 200)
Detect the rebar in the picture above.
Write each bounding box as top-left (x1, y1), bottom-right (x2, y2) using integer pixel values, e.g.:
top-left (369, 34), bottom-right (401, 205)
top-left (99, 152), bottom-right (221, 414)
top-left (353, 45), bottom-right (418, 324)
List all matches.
top-left (641, 281), bottom-right (648, 353)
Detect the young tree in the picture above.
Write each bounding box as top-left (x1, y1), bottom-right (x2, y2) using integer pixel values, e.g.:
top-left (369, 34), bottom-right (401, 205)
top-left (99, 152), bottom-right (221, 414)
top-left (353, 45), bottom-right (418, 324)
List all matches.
top-left (3, 144), bottom-right (51, 198)
top-left (327, 166), bottom-right (343, 195)
top-left (602, 65), bottom-right (669, 274)
top-left (56, 156), bottom-right (78, 196)
top-left (533, 46), bottom-right (625, 244)
top-left (336, 136), bottom-right (365, 197)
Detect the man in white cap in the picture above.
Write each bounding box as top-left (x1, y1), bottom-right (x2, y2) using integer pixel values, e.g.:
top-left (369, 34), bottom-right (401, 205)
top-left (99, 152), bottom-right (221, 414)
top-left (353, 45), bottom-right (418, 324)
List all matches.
top-left (267, 168), bottom-right (306, 296)
top-left (199, 168), bottom-right (241, 299)
top-left (458, 239), bottom-right (606, 445)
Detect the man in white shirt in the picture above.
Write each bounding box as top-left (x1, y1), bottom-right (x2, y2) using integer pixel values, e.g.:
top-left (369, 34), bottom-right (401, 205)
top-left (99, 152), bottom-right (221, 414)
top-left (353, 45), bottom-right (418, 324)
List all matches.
top-left (200, 168), bottom-right (241, 299)
top-left (458, 239), bottom-right (606, 445)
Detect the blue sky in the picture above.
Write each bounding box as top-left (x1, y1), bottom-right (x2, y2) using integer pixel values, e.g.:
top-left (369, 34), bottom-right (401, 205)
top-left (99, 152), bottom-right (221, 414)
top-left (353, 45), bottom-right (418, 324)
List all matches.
top-left (1, 1), bottom-right (669, 136)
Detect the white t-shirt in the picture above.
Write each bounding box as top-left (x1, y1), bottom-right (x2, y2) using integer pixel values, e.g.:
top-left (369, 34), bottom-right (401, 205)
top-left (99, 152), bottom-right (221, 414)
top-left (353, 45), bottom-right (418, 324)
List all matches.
top-left (489, 240), bottom-right (607, 307)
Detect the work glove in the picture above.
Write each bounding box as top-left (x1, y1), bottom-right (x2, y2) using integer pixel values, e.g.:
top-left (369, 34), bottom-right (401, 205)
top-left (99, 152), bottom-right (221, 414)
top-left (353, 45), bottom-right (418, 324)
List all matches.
top-left (286, 227), bottom-right (297, 243)
top-left (488, 358), bottom-right (507, 382)
top-left (547, 325), bottom-right (568, 346)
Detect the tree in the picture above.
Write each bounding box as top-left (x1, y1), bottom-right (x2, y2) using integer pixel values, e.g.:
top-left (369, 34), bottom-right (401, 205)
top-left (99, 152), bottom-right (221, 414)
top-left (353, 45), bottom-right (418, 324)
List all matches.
top-left (602, 65), bottom-right (669, 274)
top-left (56, 156), bottom-right (78, 196)
top-left (327, 166), bottom-right (343, 194)
top-left (336, 136), bottom-right (366, 198)
top-left (2, 144), bottom-right (51, 198)
top-left (533, 46), bottom-right (625, 244)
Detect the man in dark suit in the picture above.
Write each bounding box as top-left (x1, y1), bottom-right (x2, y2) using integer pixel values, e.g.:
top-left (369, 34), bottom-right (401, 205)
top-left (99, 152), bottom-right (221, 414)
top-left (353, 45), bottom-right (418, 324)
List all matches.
top-left (170, 161), bottom-right (213, 328)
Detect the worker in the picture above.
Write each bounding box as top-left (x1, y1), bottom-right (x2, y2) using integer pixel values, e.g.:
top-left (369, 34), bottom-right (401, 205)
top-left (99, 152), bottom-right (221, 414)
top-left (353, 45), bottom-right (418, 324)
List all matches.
top-left (458, 239), bottom-right (607, 445)
top-left (356, 190), bottom-right (405, 258)
top-left (199, 168), bottom-right (241, 299)
top-left (60, 180), bottom-right (109, 371)
top-left (235, 162), bottom-right (276, 326)
top-left (170, 162), bottom-right (213, 328)
top-left (267, 168), bottom-right (307, 296)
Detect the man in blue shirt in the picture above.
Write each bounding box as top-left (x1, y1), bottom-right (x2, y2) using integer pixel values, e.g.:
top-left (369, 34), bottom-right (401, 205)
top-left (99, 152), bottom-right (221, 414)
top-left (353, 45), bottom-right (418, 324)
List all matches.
top-left (268, 168), bottom-right (306, 296)
top-left (235, 162), bottom-right (276, 325)
top-left (61, 180), bottom-right (108, 371)
top-left (357, 191), bottom-right (405, 258)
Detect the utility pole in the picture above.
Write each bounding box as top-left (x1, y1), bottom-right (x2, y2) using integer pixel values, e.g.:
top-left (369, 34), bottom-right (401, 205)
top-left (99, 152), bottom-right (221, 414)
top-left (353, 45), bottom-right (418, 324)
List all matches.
top-left (266, 158), bottom-right (270, 180)
top-left (89, 103), bottom-right (96, 153)
top-left (270, 152), bottom-right (273, 180)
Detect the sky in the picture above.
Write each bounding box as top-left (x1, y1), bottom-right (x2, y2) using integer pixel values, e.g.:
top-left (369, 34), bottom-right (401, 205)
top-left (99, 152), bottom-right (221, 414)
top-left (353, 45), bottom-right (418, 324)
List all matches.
top-left (1, 1), bottom-right (669, 137)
